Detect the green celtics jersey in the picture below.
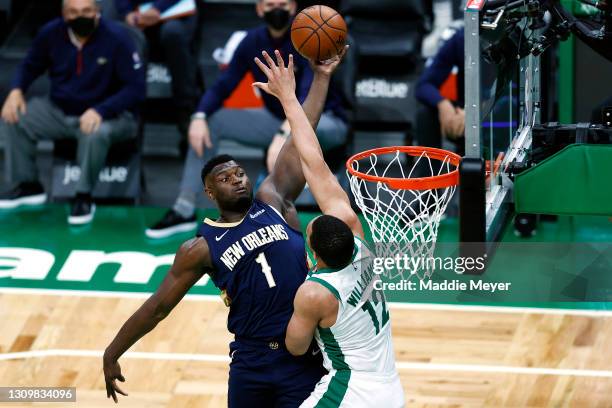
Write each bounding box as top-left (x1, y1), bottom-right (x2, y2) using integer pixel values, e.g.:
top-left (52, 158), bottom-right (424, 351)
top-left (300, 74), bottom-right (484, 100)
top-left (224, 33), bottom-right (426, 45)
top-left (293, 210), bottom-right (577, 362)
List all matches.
top-left (307, 237), bottom-right (397, 375)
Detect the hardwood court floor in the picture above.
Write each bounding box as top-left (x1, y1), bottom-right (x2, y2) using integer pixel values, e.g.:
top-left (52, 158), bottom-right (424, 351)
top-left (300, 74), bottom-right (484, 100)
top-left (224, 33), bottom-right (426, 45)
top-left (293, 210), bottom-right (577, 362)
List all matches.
top-left (1, 292), bottom-right (612, 407)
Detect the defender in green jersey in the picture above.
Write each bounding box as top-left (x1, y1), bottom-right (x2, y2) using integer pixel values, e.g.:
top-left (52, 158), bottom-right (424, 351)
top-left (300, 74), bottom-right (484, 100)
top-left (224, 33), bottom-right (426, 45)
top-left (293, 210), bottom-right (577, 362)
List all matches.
top-left (253, 50), bottom-right (404, 408)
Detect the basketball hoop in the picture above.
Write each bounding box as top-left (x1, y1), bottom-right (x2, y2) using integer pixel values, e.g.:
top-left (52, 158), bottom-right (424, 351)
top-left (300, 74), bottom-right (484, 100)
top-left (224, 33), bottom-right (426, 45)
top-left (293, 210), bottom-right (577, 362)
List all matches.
top-left (346, 146), bottom-right (461, 280)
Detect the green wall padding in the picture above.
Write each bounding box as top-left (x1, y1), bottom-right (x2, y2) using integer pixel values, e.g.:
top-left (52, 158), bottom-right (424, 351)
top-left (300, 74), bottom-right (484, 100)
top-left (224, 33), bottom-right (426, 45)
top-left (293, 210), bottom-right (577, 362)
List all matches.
top-left (514, 144), bottom-right (612, 215)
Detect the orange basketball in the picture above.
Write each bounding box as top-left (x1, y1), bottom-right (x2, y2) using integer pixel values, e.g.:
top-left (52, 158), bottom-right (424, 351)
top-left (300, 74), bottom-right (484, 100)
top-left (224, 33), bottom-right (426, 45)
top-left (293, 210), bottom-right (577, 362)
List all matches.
top-left (291, 5), bottom-right (347, 62)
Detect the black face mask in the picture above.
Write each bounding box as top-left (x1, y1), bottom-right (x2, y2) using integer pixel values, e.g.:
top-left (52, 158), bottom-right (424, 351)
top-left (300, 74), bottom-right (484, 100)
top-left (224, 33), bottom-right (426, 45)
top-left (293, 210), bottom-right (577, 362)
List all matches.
top-left (263, 8), bottom-right (290, 31)
top-left (67, 16), bottom-right (97, 38)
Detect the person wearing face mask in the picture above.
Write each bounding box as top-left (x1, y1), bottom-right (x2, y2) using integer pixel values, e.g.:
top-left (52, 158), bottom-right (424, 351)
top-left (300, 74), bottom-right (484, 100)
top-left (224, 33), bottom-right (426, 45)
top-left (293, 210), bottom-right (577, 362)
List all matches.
top-left (113, 0), bottom-right (200, 137)
top-left (144, 0), bottom-right (348, 239)
top-left (0, 0), bottom-right (145, 224)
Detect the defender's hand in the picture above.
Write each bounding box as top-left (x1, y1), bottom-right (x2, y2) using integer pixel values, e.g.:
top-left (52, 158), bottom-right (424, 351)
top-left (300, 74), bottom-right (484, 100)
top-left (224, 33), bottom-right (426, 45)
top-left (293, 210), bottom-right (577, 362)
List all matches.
top-left (253, 50), bottom-right (296, 103)
top-left (1, 89), bottom-right (26, 124)
top-left (103, 357), bottom-right (128, 403)
top-left (79, 108), bottom-right (102, 135)
top-left (189, 117), bottom-right (212, 157)
top-left (310, 45), bottom-right (349, 77)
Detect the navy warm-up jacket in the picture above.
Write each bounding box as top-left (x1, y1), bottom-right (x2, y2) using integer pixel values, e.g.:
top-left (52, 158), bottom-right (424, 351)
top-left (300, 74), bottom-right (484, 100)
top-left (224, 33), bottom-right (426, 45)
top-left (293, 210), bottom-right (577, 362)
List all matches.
top-left (415, 28), bottom-right (465, 109)
top-left (11, 18), bottom-right (145, 119)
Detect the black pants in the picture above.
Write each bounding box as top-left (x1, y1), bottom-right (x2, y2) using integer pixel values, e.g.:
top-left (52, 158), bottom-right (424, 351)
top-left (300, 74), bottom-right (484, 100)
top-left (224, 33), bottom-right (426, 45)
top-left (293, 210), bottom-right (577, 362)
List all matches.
top-left (145, 15), bottom-right (200, 111)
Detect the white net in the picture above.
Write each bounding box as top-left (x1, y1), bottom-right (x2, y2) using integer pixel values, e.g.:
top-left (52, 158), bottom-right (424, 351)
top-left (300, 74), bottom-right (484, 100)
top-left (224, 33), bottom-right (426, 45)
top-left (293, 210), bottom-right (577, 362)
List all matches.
top-left (348, 148), bottom-right (458, 280)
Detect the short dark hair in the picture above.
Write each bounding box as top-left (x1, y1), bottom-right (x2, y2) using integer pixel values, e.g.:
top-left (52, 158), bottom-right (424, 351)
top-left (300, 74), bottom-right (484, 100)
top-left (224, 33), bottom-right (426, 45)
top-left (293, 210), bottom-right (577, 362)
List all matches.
top-left (311, 215), bottom-right (354, 269)
top-left (201, 154), bottom-right (236, 185)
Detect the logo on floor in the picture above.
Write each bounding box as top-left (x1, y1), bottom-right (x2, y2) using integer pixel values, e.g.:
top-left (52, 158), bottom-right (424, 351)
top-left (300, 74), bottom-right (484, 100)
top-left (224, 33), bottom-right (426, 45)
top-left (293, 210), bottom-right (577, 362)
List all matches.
top-left (0, 247), bottom-right (217, 296)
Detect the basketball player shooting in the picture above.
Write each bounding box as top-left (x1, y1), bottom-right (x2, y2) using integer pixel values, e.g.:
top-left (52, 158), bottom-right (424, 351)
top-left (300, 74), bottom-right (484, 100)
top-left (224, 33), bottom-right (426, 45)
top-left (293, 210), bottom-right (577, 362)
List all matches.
top-left (102, 49), bottom-right (346, 406)
top-left (253, 51), bottom-right (405, 407)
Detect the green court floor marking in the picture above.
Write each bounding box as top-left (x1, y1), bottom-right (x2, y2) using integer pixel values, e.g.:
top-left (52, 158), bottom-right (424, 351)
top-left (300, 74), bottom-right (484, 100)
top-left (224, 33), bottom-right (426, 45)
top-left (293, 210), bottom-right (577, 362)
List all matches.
top-left (1, 205), bottom-right (611, 310)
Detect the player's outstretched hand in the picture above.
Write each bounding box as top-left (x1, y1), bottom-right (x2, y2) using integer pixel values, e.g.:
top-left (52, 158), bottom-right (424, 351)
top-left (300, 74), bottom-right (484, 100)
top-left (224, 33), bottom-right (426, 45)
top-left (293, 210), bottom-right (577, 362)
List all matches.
top-left (253, 50), bottom-right (296, 102)
top-left (310, 45), bottom-right (349, 77)
top-left (103, 357), bottom-right (128, 403)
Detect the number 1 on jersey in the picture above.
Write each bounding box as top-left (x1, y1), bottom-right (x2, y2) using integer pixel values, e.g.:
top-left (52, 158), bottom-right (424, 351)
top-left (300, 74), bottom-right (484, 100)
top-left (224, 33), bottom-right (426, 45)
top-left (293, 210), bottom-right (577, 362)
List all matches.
top-left (256, 252), bottom-right (276, 288)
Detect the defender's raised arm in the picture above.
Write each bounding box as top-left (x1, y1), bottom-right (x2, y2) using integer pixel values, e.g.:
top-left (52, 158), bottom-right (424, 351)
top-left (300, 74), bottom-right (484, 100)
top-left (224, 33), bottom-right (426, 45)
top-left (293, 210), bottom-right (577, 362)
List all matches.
top-left (255, 49), bottom-right (342, 226)
top-left (253, 49), bottom-right (363, 238)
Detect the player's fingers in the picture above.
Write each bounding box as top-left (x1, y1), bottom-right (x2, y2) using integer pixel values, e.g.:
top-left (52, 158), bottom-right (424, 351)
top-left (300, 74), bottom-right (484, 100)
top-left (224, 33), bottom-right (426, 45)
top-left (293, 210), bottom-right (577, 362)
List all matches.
top-left (253, 57), bottom-right (271, 77)
top-left (112, 380), bottom-right (128, 396)
top-left (261, 51), bottom-right (278, 72)
top-left (252, 82), bottom-right (269, 94)
top-left (288, 54), bottom-right (294, 72)
top-left (274, 49), bottom-right (285, 69)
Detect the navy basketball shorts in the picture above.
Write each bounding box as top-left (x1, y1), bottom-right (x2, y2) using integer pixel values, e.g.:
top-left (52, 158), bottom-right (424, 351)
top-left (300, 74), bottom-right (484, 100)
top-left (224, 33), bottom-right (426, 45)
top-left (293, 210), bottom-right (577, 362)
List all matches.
top-left (228, 340), bottom-right (327, 408)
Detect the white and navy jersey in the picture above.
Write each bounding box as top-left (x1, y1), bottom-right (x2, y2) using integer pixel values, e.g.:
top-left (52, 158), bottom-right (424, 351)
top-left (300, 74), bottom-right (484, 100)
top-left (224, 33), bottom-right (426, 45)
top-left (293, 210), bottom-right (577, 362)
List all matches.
top-left (197, 199), bottom-right (308, 341)
top-left (308, 237), bottom-right (398, 375)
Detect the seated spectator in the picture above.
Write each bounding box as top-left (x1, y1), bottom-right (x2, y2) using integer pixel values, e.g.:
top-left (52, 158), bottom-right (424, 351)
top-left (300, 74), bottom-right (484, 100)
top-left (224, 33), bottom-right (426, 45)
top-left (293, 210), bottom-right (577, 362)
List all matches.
top-left (145, 0), bottom-right (348, 239)
top-left (114, 0), bottom-right (200, 135)
top-left (415, 28), bottom-right (465, 155)
top-left (0, 0), bottom-right (145, 225)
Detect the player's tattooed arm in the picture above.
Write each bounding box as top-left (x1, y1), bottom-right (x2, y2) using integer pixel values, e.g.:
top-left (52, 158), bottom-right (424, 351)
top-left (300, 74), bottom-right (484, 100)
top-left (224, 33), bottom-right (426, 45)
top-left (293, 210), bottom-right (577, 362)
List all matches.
top-left (286, 281), bottom-right (338, 356)
top-left (103, 237), bottom-right (212, 403)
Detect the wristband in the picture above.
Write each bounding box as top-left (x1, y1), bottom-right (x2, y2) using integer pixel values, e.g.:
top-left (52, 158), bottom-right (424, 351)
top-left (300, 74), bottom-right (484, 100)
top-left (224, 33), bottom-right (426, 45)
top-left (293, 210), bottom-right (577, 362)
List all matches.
top-left (191, 112), bottom-right (207, 121)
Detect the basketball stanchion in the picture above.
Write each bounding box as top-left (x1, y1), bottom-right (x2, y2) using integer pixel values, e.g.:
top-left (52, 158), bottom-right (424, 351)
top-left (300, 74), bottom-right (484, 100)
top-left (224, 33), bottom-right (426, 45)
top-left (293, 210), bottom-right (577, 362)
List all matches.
top-left (347, 146), bottom-right (461, 280)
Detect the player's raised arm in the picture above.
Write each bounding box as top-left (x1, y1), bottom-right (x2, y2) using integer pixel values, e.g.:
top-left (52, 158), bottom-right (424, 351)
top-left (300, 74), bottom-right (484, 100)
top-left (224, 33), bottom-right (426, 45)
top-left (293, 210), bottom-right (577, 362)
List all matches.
top-left (255, 50), bottom-right (344, 226)
top-left (102, 238), bottom-right (212, 403)
top-left (253, 50), bottom-right (363, 238)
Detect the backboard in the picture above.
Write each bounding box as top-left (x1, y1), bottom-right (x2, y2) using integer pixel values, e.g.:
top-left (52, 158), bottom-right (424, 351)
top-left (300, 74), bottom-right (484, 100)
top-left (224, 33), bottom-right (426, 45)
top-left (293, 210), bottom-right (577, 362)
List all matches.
top-left (460, 0), bottom-right (541, 253)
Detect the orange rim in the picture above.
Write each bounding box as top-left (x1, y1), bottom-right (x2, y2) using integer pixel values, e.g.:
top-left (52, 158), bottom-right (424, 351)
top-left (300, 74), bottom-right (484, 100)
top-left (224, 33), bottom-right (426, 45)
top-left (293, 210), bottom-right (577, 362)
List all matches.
top-left (346, 146), bottom-right (461, 190)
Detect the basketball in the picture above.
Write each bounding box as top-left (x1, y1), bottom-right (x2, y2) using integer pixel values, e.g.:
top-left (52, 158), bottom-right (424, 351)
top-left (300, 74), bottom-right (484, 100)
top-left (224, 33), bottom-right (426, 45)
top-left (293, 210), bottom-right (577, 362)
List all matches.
top-left (291, 5), bottom-right (347, 62)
